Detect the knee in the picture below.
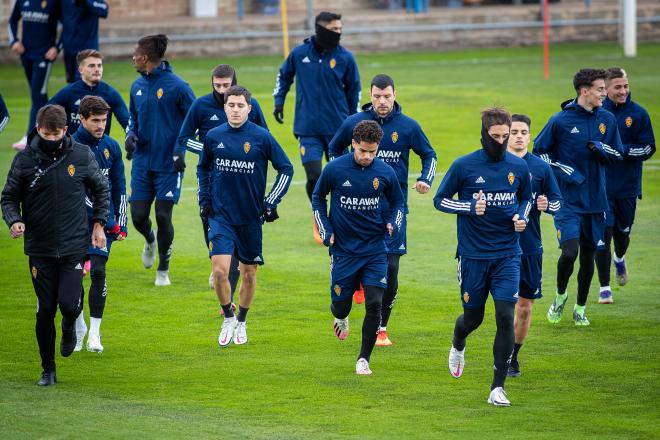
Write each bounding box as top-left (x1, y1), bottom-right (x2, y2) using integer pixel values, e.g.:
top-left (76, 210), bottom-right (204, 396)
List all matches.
top-left (495, 305), bottom-right (515, 329)
top-left (516, 300), bottom-right (533, 320)
top-left (331, 299), bottom-right (351, 319)
top-left (213, 265), bottom-right (230, 283)
top-left (240, 266), bottom-right (257, 286)
top-left (89, 265), bottom-right (106, 283)
top-left (131, 203), bottom-right (149, 225)
top-left (387, 260), bottom-right (399, 280)
top-left (36, 304), bottom-right (57, 320)
top-left (155, 208), bottom-right (172, 226)
top-left (463, 311), bottom-right (484, 330)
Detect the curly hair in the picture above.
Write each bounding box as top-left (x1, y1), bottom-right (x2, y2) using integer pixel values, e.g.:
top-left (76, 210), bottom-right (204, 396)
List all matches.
top-left (573, 68), bottom-right (608, 92)
top-left (352, 120), bottom-right (384, 144)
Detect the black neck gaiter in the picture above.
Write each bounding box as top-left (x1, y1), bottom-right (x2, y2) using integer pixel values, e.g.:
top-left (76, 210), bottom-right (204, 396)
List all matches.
top-left (38, 136), bottom-right (63, 155)
top-left (480, 125), bottom-right (508, 160)
top-left (315, 24), bottom-right (341, 52)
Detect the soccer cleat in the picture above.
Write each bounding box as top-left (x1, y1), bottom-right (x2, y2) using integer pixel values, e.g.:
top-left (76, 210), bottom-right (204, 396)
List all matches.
top-left (312, 219), bottom-right (323, 245)
top-left (375, 329), bottom-right (393, 347)
top-left (82, 260), bottom-right (91, 277)
top-left (333, 317), bottom-right (349, 340)
top-left (154, 270), bottom-right (171, 286)
top-left (37, 370), bottom-right (57, 386)
top-left (142, 238), bottom-right (157, 269)
top-left (208, 271), bottom-right (214, 289)
top-left (356, 358), bottom-right (372, 375)
top-left (218, 316), bottom-right (237, 346)
top-left (547, 294), bottom-right (568, 324)
top-left (448, 346), bottom-right (465, 378)
top-left (74, 314), bottom-right (87, 352)
top-left (219, 302), bottom-right (237, 316)
top-left (487, 387), bottom-right (511, 406)
top-left (12, 135), bottom-right (27, 151)
top-left (614, 259), bottom-right (628, 286)
top-left (86, 333), bottom-right (104, 353)
top-left (507, 359), bottom-right (521, 377)
top-left (573, 309), bottom-right (590, 326)
top-left (234, 321), bottom-right (248, 345)
top-left (598, 289), bottom-right (613, 304)
top-left (353, 284), bottom-right (365, 304)
top-left (60, 319), bottom-right (76, 357)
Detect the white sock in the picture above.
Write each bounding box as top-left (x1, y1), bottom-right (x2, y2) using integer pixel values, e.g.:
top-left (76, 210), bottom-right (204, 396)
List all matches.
top-left (600, 285), bottom-right (611, 293)
top-left (90, 317), bottom-right (102, 336)
top-left (380, 326), bottom-right (387, 332)
top-left (613, 254), bottom-right (625, 263)
top-left (75, 311), bottom-right (86, 332)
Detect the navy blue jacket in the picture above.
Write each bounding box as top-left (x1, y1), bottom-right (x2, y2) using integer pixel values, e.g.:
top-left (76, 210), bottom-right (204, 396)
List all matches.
top-left (59, 0), bottom-right (107, 52)
top-left (328, 102), bottom-right (437, 212)
top-left (434, 149), bottom-right (533, 259)
top-left (312, 154), bottom-right (404, 257)
top-left (602, 94), bottom-right (656, 199)
top-left (73, 125), bottom-right (127, 235)
top-left (519, 152), bottom-right (562, 256)
top-left (0, 94), bottom-right (9, 133)
top-left (197, 121), bottom-right (293, 225)
top-left (9, 0), bottom-right (60, 60)
top-left (49, 80), bottom-right (129, 135)
top-left (534, 99), bottom-right (624, 214)
top-left (273, 37), bottom-right (361, 136)
top-left (177, 93), bottom-right (268, 156)
top-left (127, 62), bottom-right (195, 172)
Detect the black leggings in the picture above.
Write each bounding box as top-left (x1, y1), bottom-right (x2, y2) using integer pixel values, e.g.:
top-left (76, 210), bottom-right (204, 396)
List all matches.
top-left (87, 254), bottom-right (108, 319)
top-left (595, 227), bottom-right (631, 286)
top-left (381, 254), bottom-right (400, 327)
top-left (557, 238), bottom-right (595, 306)
top-left (131, 200), bottom-right (175, 271)
top-left (303, 160), bottom-right (322, 202)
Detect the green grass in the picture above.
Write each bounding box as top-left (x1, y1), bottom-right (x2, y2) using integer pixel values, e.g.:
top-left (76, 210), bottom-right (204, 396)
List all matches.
top-left (1, 42), bottom-right (659, 439)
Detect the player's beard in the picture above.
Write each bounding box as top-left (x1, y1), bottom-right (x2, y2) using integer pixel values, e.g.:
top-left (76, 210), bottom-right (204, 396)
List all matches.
top-left (480, 125), bottom-right (508, 160)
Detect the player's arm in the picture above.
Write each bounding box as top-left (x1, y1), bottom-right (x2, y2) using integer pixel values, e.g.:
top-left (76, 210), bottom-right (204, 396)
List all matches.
top-left (411, 123), bottom-right (437, 192)
top-left (263, 135), bottom-right (294, 211)
top-left (109, 87), bottom-right (130, 132)
top-left (311, 168), bottom-right (334, 246)
top-left (515, 164), bottom-right (533, 225)
top-left (0, 95), bottom-right (9, 133)
top-left (433, 162), bottom-right (481, 215)
top-left (625, 113), bottom-right (656, 162)
top-left (272, 52), bottom-right (295, 123)
top-left (533, 120), bottom-right (585, 185)
top-left (8, 1), bottom-right (22, 53)
top-left (384, 171), bottom-right (405, 235)
top-left (176, 101), bottom-right (202, 155)
top-left (84, 149), bottom-right (110, 227)
top-left (109, 144), bottom-right (128, 238)
top-left (84, 0), bottom-right (109, 18)
top-left (343, 55), bottom-right (362, 115)
top-left (1, 154), bottom-right (27, 234)
top-left (172, 83), bottom-right (197, 169)
top-left (327, 119), bottom-right (353, 160)
top-left (249, 98), bottom-right (269, 131)
top-left (196, 136), bottom-right (214, 212)
top-left (539, 164), bottom-right (562, 215)
top-left (587, 129), bottom-right (623, 165)
top-left (125, 90), bottom-right (139, 159)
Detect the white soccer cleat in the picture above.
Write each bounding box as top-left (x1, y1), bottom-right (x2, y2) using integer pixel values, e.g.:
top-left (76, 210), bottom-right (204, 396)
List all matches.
top-left (218, 317), bottom-right (237, 347)
top-left (234, 321), bottom-right (248, 345)
top-left (12, 135), bottom-right (27, 151)
top-left (487, 387), bottom-right (511, 406)
top-left (448, 346), bottom-right (465, 378)
top-left (74, 313), bottom-right (87, 352)
top-left (86, 333), bottom-right (104, 353)
top-left (333, 317), bottom-right (349, 340)
top-left (142, 238), bottom-right (157, 269)
top-left (355, 358), bottom-right (372, 375)
top-left (155, 270), bottom-right (171, 286)
top-left (208, 271), bottom-right (214, 289)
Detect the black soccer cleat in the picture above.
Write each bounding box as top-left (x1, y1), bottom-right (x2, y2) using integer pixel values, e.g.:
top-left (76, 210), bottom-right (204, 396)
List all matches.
top-left (37, 370), bottom-right (57, 386)
top-left (507, 359), bottom-right (521, 377)
top-left (60, 319), bottom-right (77, 357)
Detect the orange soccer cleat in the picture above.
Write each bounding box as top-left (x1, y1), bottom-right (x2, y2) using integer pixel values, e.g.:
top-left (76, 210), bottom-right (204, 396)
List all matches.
top-left (375, 328), bottom-right (393, 347)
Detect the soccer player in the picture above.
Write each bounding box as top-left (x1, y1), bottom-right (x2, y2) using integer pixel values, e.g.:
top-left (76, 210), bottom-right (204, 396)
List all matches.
top-left (1, 104), bottom-right (109, 386)
top-left (59, 0), bottom-right (108, 83)
top-left (72, 96), bottom-right (127, 353)
top-left (0, 94), bottom-right (9, 133)
top-left (312, 120), bottom-right (404, 375)
top-left (198, 86), bottom-right (293, 346)
top-left (273, 11), bottom-right (361, 207)
top-left (8, 0), bottom-right (61, 150)
top-left (594, 67), bottom-right (656, 303)
top-left (505, 114), bottom-right (562, 377)
top-left (178, 63), bottom-right (268, 291)
top-left (534, 68), bottom-right (624, 325)
top-left (328, 73), bottom-right (437, 346)
top-left (49, 49), bottom-right (129, 135)
top-left (125, 34), bottom-right (195, 286)
top-left (434, 107), bottom-right (532, 406)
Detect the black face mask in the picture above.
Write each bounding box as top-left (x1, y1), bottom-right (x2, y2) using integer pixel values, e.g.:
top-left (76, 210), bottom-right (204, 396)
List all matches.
top-left (38, 136), bottom-right (63, 155)
top-left (211, 73), bottom-right (238, 106)
top-left (315, 24), bottom-right (341, 52)
top-left (480, 125), bottom-right (508, 160)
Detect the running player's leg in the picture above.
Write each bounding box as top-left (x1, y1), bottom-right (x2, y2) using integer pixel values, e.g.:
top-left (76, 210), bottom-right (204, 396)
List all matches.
top-left (154, 200), bottom-right (174, 272)
top-left (299, 136), bottom-right (326, 202)
top-left (379, 253), bottom-right (400, 331)
top-left (87, 254), bottom-right (108, 351)
top-left (57, 256), bottom-right (85, 357)
top-left (30, 257), bottom-right (59, 376)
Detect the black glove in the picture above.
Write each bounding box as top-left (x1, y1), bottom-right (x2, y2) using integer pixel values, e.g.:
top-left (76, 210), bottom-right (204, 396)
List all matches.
top-left (173, 155), bottom-right (186, 172)
top-left (273, 105), bottom-right (284, 124)
top-left (125, 134), bottom-right (138, 160)
top-left (200, 205), bottom-right (212, 220)
top-left (263, 206), bottom-right (279, 222)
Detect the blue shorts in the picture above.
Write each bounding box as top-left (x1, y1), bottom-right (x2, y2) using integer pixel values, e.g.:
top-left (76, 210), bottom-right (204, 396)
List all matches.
top-left (329, 253), bottom-right (388, 302)
top-left (87, 234), bottom-right (116, 258)
top-left (554, 209), bottom-right (606, 250)
top-left (519, 254), bottom-right (543, 300)
top-left (385, 214), bottom-right (407, 255)
top-left (130, 168), bottom-right (183, 203)
top-left (298, 135), bottom-right (333, 164)
top-left (457, 255), bottom-right (520, 308)
top-left (606, 197), bottom-right (636, 235)
top-left (208, 216), bottom-right (264, 265)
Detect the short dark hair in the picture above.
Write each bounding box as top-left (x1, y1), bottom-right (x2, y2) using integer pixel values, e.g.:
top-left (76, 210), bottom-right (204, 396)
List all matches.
top-left (36, 105), bottom-right (67, 130)
top-left (223, 85), bottom-right (251, 104)
top-left (76, 49), bottom-right (102, 66)
top-left (316, 11), bottom-right (341, 25)
top-left (481, 107), bottom-right (511, 130)
top-left (212, 64), bottom-right (235, 80)
top-left (352, 120), bottom-right (384, 144)
top-left (511, 114), bottom-right (531, 129)
top-left (371, 74), bottom-right (395, 91)
top-left (79, 96), bottom-right (111, 118)
top-left (607, 66), bottom-right (627, 81)
top-left (137, 34), bottom-right (168, 62)
top-left (573, 68), bottom-right (608, 92)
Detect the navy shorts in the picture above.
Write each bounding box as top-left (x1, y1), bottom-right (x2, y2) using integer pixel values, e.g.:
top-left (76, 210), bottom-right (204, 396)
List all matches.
top-left (457, 255), bottom-right (520, 308)
top-left (606, 197), bottom-right (636, 235)
top-left (208, 216), bottom-right (264, 265)
top-left (87, 234), bottom-right (116, 258)
top-left (554, 209), bottom-right (606, 250)
top-left (130, 168), bottom-right (183, 203)
top-left (519, 254), bottom-right (543, 300)
top-left (385, 214), bottom-right (407, 255)
top-left (298, 134), bottom-right (333, 164)
top-left (329, 253), bottom-right (388, 302)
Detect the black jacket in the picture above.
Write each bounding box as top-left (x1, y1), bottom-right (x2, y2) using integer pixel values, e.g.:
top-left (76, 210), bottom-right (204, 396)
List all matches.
top-left (1, 131), bottom-right (109, 257)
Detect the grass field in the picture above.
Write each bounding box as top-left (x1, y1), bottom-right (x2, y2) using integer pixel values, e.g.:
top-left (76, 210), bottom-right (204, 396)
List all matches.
top-left (0, 42), bottom-right (659, 439)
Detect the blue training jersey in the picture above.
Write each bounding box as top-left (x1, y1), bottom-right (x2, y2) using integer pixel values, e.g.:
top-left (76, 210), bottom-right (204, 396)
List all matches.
top-left (602, 94), bottom-right (656, 199)
top-left (9, 0), bottom-right (60, 60)
top-left (197, 121), bottom-right (293, 225)
top-left (312, 154), bottom-right (404, 257)
top-left (0, 94), bottom-right (9, 133)
top-left (434, 149), bottom-right (533, 259)
top-left (49, 80), bottom-right (129, 135)
top-left (59, 0), bottom-right (108, 52)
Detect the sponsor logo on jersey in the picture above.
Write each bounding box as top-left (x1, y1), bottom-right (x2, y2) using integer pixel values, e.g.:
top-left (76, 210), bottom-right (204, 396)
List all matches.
top-left (475, 176), bottom-right (485, 184)
top-left (215, 158), bottom-right (256, 173)
top-left (334, 284), bottom-right (341, 296)
top-left (243, 142), bottom-right (251, 154)
top-left (340, 196), bottom-right (380, 211)
top-left (463, 292), bottom-right (469, 303)
top-left (391, 131), bottom-right (398, 143)
top-left (570, 126), bottom-right (580, 134)
top-left (31, 267), bottom-right (37, 279)
top-left (217, 142), bottom-right (225, 149)
top-left (376, 150), bottom-right (402, 163)
top-left (302, 56), bottom-right (311, 63)
top-left (157, 88), bottom-right (164, 99)
top-left (625, 116), bottom-right (632, 128)
top-left (74, 99), bottom-right (81, 106)
top-left (136, 90), bottom-right (142, 96)
top-left (330, 58), bottom-right (337, 69)
top-left (599, 123), bottom-right (606, 135)
top-left (473, 191), bottom-right (516, 207)
top-left (210, 114), bottom-right (219, 121)
top-left (104, 148), bottom-right (110, 160)
top-left (68, 164), bottom-right (75, 177)
top-left (342, 180), bottom-right (352, 187)
top-left (508, 172), bottom-right (515, 185)
top-left (373, 178), bottom-right (379, 190)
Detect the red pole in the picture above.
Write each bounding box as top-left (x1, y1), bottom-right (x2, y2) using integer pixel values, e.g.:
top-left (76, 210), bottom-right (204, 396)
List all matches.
top-left (543, 0), bottom-right (549, 80)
